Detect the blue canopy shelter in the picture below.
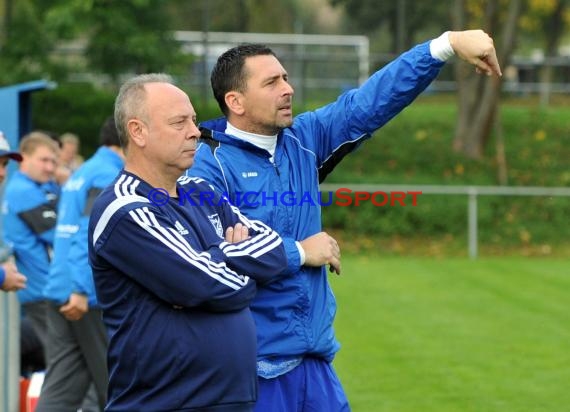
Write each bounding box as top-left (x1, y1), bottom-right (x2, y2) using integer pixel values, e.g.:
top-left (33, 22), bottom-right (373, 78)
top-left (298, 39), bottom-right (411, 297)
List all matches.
top-left (0, 79), bottom-right (55, 412)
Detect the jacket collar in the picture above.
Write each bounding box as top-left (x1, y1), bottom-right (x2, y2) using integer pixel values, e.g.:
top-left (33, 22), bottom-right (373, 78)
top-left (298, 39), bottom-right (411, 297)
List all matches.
top-left (95, 146), bottom-right (124, 169)
top-left (199, 118), bottom-right (277, 159)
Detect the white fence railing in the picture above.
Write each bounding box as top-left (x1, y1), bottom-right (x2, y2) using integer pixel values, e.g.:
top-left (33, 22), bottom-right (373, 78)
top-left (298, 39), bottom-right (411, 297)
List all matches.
top-left (320, 183), bottom-right (570, 259)
top-left (2, 184), bottom-right (568, 409)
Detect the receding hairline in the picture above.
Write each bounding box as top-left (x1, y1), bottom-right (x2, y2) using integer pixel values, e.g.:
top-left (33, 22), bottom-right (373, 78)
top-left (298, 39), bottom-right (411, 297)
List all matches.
top-left (116, 74), bottom-right (175, 110)
top-left (125, 81), bottom-right (187, 121)
top-left (114, 73), bottom-right (175, 149)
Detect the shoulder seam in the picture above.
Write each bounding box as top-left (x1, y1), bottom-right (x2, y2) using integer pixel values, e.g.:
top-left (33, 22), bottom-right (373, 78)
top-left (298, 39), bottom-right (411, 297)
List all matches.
top-left (92, 194), bottom-right (150, 246)
top-left (92, 174), bottom-right (149, 246)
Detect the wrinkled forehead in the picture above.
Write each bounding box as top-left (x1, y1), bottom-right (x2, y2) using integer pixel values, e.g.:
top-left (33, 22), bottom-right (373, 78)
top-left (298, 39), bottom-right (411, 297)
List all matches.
top-left (244, 54), bottom-right (287, 81)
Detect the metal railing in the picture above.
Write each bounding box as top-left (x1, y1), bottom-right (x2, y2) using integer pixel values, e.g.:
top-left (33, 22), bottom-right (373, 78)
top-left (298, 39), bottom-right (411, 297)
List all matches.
top-left (320, 183), bottom-right (570, 259)
top-left (0, 293), bottom-right (20, 412)
top-left (2, 183), bottom-right (568, 410)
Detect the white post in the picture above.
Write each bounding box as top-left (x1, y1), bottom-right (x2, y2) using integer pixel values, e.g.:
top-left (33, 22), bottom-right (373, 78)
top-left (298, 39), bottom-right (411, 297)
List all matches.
top-left (468, 188), bottom-right (478, 259)
top-left (1, 292), bottom-right (20, 412)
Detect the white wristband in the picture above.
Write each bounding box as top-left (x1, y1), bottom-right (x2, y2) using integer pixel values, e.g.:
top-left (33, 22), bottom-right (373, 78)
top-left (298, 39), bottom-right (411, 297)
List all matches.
top-left (430, 31), bottom-right (455, 62)
top-left (295, 241), bottom-right (306, 265)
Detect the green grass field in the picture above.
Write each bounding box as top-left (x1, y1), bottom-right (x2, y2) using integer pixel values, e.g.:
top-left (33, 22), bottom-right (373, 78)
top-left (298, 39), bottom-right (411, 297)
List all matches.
top-left (331, 255), bottom-right (569, 412)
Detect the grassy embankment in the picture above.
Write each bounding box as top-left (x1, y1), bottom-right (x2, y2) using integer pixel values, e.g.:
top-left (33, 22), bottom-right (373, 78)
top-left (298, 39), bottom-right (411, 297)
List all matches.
top-left (319, 95), bottom-right (570, 257)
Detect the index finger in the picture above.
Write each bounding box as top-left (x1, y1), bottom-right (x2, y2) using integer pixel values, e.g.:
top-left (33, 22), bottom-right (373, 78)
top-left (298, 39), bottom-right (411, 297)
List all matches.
top-left (328, 258), bottom-right (341, 275)
top-left (224, 226), bottom-right (235, 242)
top-left (17, 278), bottom-right (26, 290)
top-left (477, 50), bottom-right (502, 77)
top-left (232, 224), bottom-right (249, 243)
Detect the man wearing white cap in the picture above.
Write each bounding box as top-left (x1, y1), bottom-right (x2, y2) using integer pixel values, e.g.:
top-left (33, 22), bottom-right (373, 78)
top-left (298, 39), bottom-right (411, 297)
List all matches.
top-left (0, 131), bottom-right (27, 292)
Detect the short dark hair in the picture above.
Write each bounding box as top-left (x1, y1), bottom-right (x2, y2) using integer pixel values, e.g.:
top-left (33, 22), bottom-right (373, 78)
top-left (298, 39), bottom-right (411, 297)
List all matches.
top-left (99, 116), bottom-right (121, 147)
top-left (210, 43), bottom-right (276, 116)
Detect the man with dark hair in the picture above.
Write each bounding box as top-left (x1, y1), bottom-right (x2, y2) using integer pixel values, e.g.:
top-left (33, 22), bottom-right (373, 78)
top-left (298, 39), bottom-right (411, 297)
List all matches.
top-left (37, 117), bottom-right (124, 412)
top-left (189, 30), bottom-right (502, 411)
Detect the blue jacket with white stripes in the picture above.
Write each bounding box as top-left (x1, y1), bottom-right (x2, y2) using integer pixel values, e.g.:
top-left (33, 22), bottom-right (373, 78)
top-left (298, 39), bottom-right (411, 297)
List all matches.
top-left (189, 41), bottom-right (444, 373)
top-left (44, 146), bottom-right (124, 307)
top-left (88, 171), bottom-right (288, 411)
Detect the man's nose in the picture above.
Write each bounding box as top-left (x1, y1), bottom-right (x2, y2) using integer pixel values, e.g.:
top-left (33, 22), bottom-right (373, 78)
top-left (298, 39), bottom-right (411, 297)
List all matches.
top-left (46, 160), bottom-right (57, 172)
top-left (283, 82), bottom-right (294, 96)
top-left (188, 124), bottom-right (201, 140)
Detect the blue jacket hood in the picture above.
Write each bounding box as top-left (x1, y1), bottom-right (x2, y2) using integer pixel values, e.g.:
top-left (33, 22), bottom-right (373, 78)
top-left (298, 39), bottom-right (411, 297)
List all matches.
top-left (200, 118), bottom-right (273, 158)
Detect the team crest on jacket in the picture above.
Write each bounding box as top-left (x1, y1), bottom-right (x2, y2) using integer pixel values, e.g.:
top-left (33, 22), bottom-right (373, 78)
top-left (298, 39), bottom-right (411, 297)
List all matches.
top-left (208, 214), bottom-right (223, 238)
top-left (174, 220), bottom-right (189, 235)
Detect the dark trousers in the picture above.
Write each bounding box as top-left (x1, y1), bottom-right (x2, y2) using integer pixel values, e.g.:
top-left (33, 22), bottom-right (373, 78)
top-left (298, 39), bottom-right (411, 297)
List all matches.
top-left (22, 300), bottom-right (49, 348)
top-left (20, 316), bottom-right (46, 376)
top-left (35, 303), bottom-right (108, 412)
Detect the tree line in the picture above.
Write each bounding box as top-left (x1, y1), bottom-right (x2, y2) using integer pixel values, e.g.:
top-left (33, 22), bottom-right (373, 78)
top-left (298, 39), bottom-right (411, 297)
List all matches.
top-left (1, 0), bottom-right (568, 164)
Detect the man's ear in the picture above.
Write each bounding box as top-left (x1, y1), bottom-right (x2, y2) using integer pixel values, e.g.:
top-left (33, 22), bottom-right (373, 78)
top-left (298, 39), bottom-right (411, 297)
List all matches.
top-left (225, 91), bottom-right (245, 116)
top-left (127, 119), bottom-right (146, 148)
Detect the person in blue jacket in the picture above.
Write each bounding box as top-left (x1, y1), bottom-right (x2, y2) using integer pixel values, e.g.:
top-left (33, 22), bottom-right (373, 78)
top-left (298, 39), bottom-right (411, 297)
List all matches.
top-left (2, 132), bottom-right (60, 346)
top-left (88, 73), bottom-right (291, 411)
top-left (37, 117), bottom-right (124, 412)
top-left (188, 30), bottom-right (502, 411)
top-left (0, 131), bottom-right (27, 292)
